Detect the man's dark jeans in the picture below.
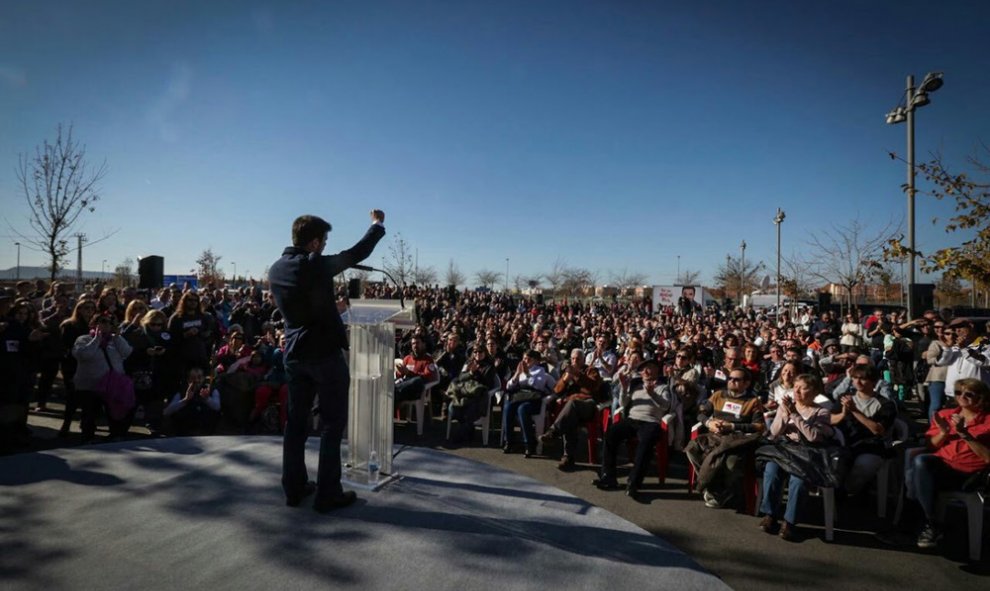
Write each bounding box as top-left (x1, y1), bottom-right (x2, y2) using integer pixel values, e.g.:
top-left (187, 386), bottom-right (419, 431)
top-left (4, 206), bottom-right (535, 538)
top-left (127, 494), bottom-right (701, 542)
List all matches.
top-left (283, 351), bottom-right (349, 504)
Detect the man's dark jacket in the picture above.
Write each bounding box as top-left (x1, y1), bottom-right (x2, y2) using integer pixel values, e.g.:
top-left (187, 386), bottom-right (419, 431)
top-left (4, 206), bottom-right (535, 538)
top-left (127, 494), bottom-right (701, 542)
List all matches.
top-left (268, 224), bottom-right (385, 362)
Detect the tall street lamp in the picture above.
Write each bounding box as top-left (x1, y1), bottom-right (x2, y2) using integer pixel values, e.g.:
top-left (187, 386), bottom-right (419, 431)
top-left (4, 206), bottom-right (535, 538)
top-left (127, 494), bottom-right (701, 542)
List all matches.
top-left (231, 261), bottom-right (237, 286)
top-left (774, 209), bottom-right (786, 310)
top-left (102, 259), bottom-right (107, 277)
top-left (14, 242), bottom-right (21, 280)
top-left (505, 258), bottom-right (509, 293)
top-left (676, 255), bottom-right (681, 284)
top-left (739, 240), bottom-right (747, 304)
top-left (886, 71), bottom-right (943, 319)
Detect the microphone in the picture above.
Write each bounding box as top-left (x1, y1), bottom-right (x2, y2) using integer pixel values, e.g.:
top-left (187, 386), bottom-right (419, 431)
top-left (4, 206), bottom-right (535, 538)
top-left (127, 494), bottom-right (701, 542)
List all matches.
top-left (349, 264), bottom-right (404, 309)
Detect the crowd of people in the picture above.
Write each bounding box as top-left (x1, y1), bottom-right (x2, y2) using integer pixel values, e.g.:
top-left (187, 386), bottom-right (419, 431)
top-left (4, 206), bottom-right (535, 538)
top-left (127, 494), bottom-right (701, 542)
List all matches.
top-left (2, 277), bottom-right (988, 554)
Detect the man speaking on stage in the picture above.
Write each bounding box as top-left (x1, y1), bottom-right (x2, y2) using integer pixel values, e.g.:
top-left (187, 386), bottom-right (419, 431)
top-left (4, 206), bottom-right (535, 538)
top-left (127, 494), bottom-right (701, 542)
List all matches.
top-left (268, 209), bottom-right (386, 512)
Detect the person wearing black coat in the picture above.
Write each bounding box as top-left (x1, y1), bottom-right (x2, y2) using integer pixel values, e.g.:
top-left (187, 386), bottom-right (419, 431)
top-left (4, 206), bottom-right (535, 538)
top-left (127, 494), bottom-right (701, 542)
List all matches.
top-left (268, 209), bottom-right (386, 512)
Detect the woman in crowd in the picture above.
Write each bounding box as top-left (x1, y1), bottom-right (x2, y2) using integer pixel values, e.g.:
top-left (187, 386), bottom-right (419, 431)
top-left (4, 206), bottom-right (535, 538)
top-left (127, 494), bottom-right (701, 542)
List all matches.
top-left (765, 360), bottom-right (801, 419)
top-left (120, 300), bottom-right (150, 337)
top-left (214, 330), bottom-right (251, 374)
top-left (167, 291), bottom-right (212, 375)
top-left (163, 365), bottom-right (221, 436)
top-left (923, 320), bottom-right (952, 420)
top-left (912, 378), bottom-right (990, 549)
top-left (58, 299), bottom-right (97, 436)
top-left (123, 309), bottom-right (172, 435)
top-left (756, 374), bottom-right (835, 541)
top-left (72, 314), bottom-right (134, 441)
top-left (840, 313), bottom-right (862, 353)
top-left (34, 293), bottom-right (71, 412)
top-left (0, 301), bottom-right (45, 446)
top-left (97, 286), bottom-right (124, 323)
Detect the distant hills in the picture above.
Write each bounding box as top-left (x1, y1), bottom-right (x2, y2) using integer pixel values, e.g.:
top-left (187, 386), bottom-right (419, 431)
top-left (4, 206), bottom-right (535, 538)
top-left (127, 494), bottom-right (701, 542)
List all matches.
top-left (0, 266), bottom-right (114, 281)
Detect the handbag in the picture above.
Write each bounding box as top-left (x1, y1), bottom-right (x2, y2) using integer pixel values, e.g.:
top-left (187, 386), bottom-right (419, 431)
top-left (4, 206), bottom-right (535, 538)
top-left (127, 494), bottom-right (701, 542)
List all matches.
top-left (98, 349), bottom-right (136, 421)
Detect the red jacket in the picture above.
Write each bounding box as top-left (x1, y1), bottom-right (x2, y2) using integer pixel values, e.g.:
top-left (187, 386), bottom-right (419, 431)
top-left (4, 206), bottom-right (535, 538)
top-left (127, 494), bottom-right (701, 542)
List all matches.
top-left (397, 354), bottom-right (437, 383)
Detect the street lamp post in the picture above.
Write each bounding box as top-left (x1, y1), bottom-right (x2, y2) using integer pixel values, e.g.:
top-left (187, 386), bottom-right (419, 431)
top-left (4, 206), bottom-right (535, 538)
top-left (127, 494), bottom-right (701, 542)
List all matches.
top-left (505, 258), bottom-right (509, 293)
top-left (102, 259), bottom-right (107, 278)
top-left (739, 240), bottom-right (747, 305)
top-left (774, 209), bottom-right (786, 310)
top-left (14, 242), bottom-right (20, 280)
top-left (676, 255), bottom-right (681, 284)
top-left (886, 71), bottom-right (943, 319)
top-left (231, 262), bottom-right (237, 287)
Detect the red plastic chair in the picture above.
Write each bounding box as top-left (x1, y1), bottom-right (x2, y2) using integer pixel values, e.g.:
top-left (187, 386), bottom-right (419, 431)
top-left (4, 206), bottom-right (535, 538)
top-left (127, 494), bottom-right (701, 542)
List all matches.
top-left (687, 423), bottom-right (758, 514)
top-left (610, 409), bottom-right (671, 484)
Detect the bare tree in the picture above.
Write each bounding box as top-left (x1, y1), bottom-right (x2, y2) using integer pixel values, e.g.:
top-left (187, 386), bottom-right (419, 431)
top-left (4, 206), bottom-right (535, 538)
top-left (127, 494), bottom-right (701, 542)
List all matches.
top-left (412, 265), bottom-right (438, 286)
top-left (561, 267), bottom-right (596, 298)
top-left (113, 257), bottom-right (135, 288)
top-left (780, 253), bottom-right (817, 299)
top-left (196, 248), bottom-right (224, 287)
top-left (678, 269), bottom-right (701, 285)
top-left (14, 124), bottom-right (107, 281)
top-left (805, 217), bottom-right (898, 311)
top-left (445, 259), bottom-right (465, 287)
top-left (608, 268), bottom-right (647, 295)
top-left (383, 232), bottom-right (415, 285)
top-left (543, 256), bottom-right (567, 295)
top-left (713, 256), bottom-right (765, 302)
top-left (475, 269), bottom-right (500, 289)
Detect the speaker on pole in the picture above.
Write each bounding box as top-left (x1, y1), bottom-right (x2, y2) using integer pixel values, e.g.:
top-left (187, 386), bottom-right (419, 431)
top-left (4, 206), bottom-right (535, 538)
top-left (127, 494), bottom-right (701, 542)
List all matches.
top-left (817, 292), bottom-right (832, 312)
top-left (347, 278), bottom-right (362, 299)
top-left (138, 255), bottom-right (164, 289)
top-left (909, 283), bottom-right (935, 318)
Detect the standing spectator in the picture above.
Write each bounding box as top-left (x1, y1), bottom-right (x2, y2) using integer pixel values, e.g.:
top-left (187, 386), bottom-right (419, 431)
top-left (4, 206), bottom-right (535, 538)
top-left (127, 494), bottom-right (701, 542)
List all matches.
top-left (0, 301), bottom-right (45, 446)
top-left (123, 309), bottom-right (172, 435)
top-left (71, 314), bottom-right (134, 441)
top-left (58, 300), bottom-right (97, 436)
top-left (34, 293), bottom-right (71, 412)
top-left (923, 320), bottom-right (952, 419)
top-left (167, 291), bottom-right (212, 376)
top-left (935, 318), bottom-right (989, 400)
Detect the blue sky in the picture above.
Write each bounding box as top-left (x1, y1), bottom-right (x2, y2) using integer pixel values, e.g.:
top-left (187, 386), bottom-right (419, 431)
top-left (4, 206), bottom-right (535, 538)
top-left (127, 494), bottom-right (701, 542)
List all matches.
top-left (1, 1), bottom-right (988, 287)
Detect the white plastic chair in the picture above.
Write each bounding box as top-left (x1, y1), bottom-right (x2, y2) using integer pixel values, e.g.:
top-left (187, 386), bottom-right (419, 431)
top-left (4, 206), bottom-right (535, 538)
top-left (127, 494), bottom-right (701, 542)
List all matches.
top-left (533, 395), bottom-right (555, 454)
top-left (937, 491), bottom-right (986, 561)
top-left (395, 358), bottom-right (440, 436)
top-left (896, 446), bottom-right (987, 561)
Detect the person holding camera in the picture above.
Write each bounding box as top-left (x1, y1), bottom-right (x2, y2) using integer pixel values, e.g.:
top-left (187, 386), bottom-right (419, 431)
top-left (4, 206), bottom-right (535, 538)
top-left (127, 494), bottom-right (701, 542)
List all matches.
top-left (935, 318), bottom-right (989, 400)
top-left (163, 366), bottom-right (221, 435)
top-left (71, 314), bottom-right (134, 442)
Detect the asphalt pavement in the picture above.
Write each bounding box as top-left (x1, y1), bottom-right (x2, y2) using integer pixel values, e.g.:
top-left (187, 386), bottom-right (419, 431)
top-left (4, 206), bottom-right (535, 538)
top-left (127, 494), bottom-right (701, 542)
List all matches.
top-left (12, 397), bottom-right (990, 591)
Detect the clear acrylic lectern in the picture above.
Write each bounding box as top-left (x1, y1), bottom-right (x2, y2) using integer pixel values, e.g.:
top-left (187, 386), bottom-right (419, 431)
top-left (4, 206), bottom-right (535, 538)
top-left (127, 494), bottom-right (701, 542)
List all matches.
top-left (340, 299), bottom-right (416, 490)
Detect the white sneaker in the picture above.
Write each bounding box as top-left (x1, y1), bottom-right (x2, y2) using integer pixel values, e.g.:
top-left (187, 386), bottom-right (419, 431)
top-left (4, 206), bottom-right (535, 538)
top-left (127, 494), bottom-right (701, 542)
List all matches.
top-left (703, 490), bottom-right (721, 508)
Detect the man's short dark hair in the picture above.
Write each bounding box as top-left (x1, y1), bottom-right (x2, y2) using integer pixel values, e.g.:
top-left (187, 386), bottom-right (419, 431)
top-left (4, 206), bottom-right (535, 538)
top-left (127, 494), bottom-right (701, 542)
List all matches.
top-left (525, 349), bottom-right (542, 362)
top-left (292, 215), bottom-right (332, 248)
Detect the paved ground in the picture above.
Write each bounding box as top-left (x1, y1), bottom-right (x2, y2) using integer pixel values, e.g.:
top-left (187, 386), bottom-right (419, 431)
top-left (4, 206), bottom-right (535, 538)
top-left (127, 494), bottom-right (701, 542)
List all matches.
top-left (10, 395), bottom-right (990, 591)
